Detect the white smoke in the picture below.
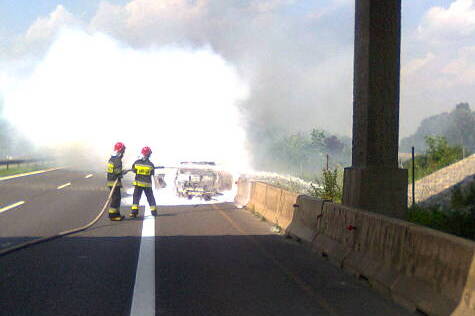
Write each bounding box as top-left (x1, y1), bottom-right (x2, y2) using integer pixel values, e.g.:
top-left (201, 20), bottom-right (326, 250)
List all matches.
top-left (2, 28), bottom-right (250, 172)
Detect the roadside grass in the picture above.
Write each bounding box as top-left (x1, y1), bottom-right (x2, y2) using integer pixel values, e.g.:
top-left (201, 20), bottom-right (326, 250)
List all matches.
top-left (407, 205), bottom-right (475, 241)
top-left (252, 211), bottom-right (265, 221)
top-left (0, 164), bottom-right (51, 177)
top-left (407, 184), bottom-right (475, 241)
top-left (271, 224), bottom-right (282, 233)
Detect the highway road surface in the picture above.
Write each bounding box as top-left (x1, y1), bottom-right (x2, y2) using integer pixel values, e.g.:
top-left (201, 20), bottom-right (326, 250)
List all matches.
top-left (0, 168), bottom-right (413, 316)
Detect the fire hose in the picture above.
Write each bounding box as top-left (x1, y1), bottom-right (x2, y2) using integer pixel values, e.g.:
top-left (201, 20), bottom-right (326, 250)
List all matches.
top-left (0, 166), bottom-right (178, 257)
top-left (0, 178), bottom-right (119, 257)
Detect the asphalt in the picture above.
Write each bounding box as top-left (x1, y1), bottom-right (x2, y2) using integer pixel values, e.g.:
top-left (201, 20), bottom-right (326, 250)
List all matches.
top-left (0, 169), bottom-right (142, 316)
top-left (0, 168), bottom-right (413, 316)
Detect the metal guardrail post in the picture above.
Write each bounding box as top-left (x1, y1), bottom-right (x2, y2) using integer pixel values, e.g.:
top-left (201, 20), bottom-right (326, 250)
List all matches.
top-left (0, 158), bottom-right (52, 171)
top-left (411, 146), bottom-right (415, 207)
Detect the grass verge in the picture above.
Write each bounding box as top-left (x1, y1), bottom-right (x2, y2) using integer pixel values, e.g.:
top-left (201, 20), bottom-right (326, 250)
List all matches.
top-left (0, 164), bottom-right (52, 177)
top-left (407, 204), bottom-right (475, 241)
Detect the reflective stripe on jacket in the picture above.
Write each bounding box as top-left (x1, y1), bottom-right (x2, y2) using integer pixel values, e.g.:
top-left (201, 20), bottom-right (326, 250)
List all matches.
top-left (132, 158), bottom-right (155, 187)
top-left (106, 155), bottom-right (123, 187)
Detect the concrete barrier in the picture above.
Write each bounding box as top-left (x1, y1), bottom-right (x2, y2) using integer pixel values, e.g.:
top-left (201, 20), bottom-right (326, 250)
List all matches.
top-left (311, 203), bottom-right (353, 267)
top-left (389, 225), bottom-right (475, 316)
top-left (315, 202), bottom-right (475, 316)
top-left (262, 185), bottom-right (282, 223)
top-left (234, 176), bottom-right (252, 208)
top-left (275, 190), bottom-right (299, 230)
top-left (245, 181), bottom-right (299, 229)
top-left (241, 180), bottom-right (475, 315)
top-left (287, 195), bottom-right (325, 244)
top-left (248, 182), bottom-right (267, 214)
top-left (246, 182), bottom-right (256, 211)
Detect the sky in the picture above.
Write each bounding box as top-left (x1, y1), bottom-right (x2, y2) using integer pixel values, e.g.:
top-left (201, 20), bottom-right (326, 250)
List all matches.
top-left (0, 0), bottom-right (474, 161)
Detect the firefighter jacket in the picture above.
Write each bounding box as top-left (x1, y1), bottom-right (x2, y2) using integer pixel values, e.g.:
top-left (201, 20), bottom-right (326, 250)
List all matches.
top-left (132, 158), bottom-right (155, 187)
top-left (107, 155), bottom-right (123, 187)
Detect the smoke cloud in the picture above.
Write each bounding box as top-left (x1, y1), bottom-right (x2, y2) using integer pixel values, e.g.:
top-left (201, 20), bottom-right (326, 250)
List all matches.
top-left (1, 0), bottom-right (475, 170)
top-left (2, 28), bottom-right (250, 171)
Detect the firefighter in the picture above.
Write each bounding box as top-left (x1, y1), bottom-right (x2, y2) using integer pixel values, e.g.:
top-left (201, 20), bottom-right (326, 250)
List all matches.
top-left (129, 146), bottom-right (158, 217)
top-left (106, 142), bottom-right (126, 221)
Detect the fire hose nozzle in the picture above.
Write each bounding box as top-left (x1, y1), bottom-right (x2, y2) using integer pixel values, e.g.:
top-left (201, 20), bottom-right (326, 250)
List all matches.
top-left (121, 169), bottom-right (132, 175)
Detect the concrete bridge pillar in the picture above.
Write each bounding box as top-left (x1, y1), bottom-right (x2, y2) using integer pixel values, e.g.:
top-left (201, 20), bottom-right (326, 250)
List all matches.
top-left (342, 0), bottom-right (408, 218)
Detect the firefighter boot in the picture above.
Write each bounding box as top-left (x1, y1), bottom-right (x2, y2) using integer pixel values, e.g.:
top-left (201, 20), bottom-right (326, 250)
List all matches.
top-left (150, 206), bottom-right (158, 217)
top-left (129, 205), bottom-right (139, 218)
top-left (110, 215), bottom-right (125, 221)
top-left (109, 208), bottom-right (124, 221)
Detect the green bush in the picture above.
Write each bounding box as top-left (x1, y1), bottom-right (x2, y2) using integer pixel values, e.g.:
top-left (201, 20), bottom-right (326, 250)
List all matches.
top-left (451, 182), bottom-right (475, 209)
top-left (404, 136), bottom-right (463, 181)
top-left (407, 204), bottom-right (475, 241)
top-left (450, 186), bottom-right (465, 210)
top-left (308, 168), bottom-right (343, 202)
top-left (408, 181), bottom-right (475, 241)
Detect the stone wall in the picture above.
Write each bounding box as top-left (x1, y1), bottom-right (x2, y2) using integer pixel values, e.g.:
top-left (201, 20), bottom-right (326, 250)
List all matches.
top-left (408, 154), bottom-right (475, 207)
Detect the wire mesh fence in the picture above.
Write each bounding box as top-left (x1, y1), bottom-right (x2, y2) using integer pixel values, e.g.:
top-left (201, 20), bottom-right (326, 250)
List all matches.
top-left (0, 158), bottom-right (53, 172)
top-left (403, 147), bottom-right (475, 209)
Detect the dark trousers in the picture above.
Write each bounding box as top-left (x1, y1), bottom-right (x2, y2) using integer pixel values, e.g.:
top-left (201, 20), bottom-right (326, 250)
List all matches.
top-left (109, 186), bottom-right (121, 214)
top-left (132, 186), bottom-right (156, 208)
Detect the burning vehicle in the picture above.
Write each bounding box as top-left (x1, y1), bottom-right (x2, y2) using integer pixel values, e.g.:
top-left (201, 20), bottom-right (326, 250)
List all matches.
top-left (175, 162), bottom-right (232, 201)
top-left (155, 173), bottom-right (167, 189)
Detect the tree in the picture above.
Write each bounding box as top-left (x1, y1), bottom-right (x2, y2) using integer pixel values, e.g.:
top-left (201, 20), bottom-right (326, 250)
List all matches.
top-left (424, 135), bottom-right (462, 169)
top-left (250, 125), bottom-right (351, 177)
top-left (400, 102), bottom-right (475, 154)
top-left (270, 133), bottom-right (312, 174)
top-left (0, 97), bottom-right (34, 158)
top-left (324, 135), bottom-right (344, 155)
top-left (446, 103), bottom-right (475, 152)
top-left (0, 100), bottom-right (9, 157)
top-left (310, 128), bottom-right (326, 150)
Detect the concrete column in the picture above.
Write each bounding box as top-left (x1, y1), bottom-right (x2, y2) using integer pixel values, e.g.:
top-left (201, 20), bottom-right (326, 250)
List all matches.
top-left (342, 0), bottom-right (408, 218)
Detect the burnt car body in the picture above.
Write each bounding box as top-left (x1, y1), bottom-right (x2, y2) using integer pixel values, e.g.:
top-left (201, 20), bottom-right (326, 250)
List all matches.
top-left (175, 162), bottom-right (232, 201)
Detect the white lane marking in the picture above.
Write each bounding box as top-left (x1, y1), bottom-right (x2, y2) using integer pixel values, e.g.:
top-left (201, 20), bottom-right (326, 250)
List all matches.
top-left (130, 190), bottom-right (156, 316)
top-left (0, 201), bottom-right (25, 214)
top-left (57, 182), bottom-right (71, 190)
top-left (0, 167), bottom-right (63, 182)
top-left (85, 174), bottom-right (93, 179)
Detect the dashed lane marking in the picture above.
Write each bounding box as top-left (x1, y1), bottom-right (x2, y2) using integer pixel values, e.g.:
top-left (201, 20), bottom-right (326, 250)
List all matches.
top-left (57, 182), bottom-right (71, 190)
top-left (0, 167), bottom-right (63, 182)
top-left (0, 201), bottom-right (25, 214)
top-left (85, 174), bottom-right (93, 179)
top-left (130, 188), bottom-right (156, 316)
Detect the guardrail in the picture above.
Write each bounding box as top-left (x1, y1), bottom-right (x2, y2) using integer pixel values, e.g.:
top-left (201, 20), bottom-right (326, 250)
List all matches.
top-left (0, 158), bottom-right (51, 170)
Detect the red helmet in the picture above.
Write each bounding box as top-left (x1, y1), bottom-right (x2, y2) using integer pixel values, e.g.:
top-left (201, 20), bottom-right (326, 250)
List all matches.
top-left (141, 146), bottom-right (152, 157)
top-left (114, 142), bottom-right (126, 153)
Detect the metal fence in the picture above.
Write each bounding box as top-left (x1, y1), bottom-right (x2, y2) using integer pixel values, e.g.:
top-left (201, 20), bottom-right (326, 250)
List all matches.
top-left (405, 146), bottom-right (475, 209)
top-left (0, 158), bottom-right (51, 170)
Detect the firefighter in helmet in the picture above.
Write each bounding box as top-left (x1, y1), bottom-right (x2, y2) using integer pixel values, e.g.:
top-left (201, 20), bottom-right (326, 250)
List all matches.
top-left (106, 142), bottom-right (126, 221)
top-left (129, 146), bottom-right (158, 217)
